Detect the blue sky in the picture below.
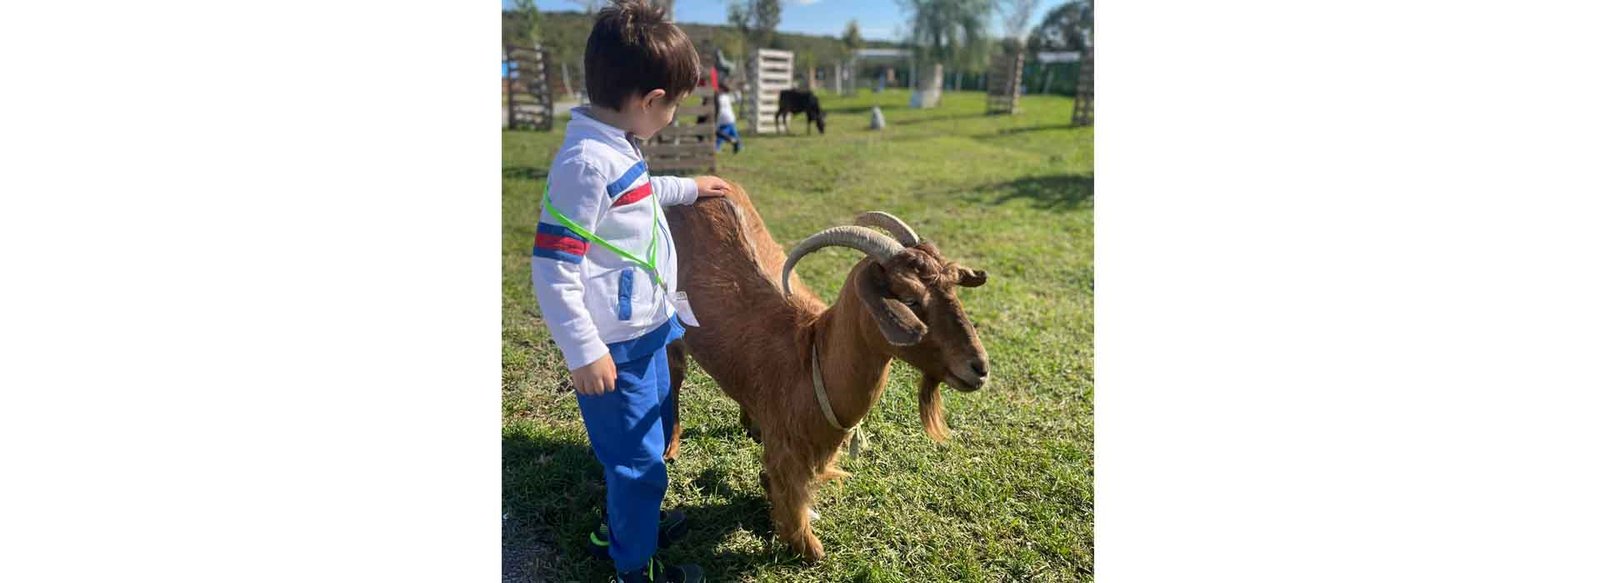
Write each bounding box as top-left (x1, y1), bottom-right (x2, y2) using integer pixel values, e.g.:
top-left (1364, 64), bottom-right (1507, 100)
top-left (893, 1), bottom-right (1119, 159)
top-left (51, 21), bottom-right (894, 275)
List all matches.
top-left (505, 0), bottom-right (1064, 42)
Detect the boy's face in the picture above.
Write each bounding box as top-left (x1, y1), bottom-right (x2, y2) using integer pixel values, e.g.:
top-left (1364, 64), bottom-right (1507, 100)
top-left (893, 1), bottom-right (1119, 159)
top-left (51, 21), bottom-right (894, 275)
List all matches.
top-left (632, 88), bottom-right (686, 139)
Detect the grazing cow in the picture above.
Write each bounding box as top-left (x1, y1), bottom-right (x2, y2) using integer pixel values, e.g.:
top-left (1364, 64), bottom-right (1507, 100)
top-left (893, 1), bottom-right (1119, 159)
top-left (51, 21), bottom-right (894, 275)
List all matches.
top-left (776, 89), bottom-right (826, 135)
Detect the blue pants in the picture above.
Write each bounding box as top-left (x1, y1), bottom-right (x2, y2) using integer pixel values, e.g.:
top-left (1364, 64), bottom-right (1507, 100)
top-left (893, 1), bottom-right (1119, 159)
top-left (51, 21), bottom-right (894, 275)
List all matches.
top-left (574, 319), bottom-right (684, 572)
top-left (715, 122), bottom-right (740, 151)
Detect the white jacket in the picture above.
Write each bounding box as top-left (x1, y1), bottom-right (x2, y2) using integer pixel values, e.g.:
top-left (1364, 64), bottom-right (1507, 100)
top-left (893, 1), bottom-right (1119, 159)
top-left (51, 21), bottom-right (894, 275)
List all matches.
top-left (531, 107), bottom-right (700, 370)
top-left (716, 93), bottom-right (738, 126)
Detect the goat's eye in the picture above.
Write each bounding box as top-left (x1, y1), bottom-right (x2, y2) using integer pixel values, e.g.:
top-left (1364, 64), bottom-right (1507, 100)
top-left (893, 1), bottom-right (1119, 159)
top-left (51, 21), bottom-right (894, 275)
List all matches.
top-left (900, 297), bottom-right (920, 307)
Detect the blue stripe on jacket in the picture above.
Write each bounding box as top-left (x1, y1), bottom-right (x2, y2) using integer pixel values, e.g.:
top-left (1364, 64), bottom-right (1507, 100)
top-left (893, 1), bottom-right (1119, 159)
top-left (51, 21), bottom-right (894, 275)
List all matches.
top-left (605, 161), bottom-right (649, 199)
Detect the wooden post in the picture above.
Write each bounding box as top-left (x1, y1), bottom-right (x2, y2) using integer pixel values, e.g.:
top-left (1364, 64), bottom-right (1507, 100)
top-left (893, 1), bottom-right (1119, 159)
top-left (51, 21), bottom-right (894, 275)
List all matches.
top-left (1071, 46), bottom-right (1094, 126)
top-left (912, 62), bottom-right (942, 108)
top-left (539, 48), bottom-right (555, 130)
top-left (561, 61), bottom-right (573, 100)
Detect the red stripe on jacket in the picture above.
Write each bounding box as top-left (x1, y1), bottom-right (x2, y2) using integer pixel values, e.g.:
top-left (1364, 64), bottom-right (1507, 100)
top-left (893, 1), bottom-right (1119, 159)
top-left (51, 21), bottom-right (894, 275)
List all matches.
top-left (613, 181), bottom-right (654, 207)
top-left (534, 233), bottom-right (589, 256)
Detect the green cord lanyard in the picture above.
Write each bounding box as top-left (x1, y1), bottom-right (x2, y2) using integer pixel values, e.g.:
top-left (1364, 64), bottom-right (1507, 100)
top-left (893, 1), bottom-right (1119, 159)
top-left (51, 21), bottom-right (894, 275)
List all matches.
top-left (541, 182), bottom-right (667, 290)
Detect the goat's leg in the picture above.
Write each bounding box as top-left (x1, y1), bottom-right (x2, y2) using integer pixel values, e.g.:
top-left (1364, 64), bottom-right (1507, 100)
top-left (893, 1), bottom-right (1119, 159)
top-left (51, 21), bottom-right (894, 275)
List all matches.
top-left (739, 407), bottom-right (762, 444)
top-left (663, 340), bottom-right (687, 461)
top-left (763, 447), bottom-right (825, 562)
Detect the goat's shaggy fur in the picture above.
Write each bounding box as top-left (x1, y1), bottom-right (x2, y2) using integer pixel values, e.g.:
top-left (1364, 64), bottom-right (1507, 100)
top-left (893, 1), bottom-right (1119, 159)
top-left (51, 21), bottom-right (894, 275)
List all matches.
top-left (661, 182), bottom-right (990, 562)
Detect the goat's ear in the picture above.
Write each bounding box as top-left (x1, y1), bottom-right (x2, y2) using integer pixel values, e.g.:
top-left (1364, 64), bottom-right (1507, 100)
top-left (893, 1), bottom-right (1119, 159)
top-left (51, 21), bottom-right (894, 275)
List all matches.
top-left (857, 264), bottom-right (928, 346)
top-left (956, 266), bottom-right (988, 288)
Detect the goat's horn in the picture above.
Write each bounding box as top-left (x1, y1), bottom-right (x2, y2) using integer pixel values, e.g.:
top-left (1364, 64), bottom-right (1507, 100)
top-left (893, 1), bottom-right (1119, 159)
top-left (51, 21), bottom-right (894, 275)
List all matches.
top-left (782, 226), bottom-right (906, 296)
top-left (854, 211), bottom-right (922, 246)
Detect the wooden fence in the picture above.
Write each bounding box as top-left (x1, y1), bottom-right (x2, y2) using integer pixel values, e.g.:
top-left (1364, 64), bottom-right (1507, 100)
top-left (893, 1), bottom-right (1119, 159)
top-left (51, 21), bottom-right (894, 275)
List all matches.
top-left (640, 40), bottom-right (718, 173)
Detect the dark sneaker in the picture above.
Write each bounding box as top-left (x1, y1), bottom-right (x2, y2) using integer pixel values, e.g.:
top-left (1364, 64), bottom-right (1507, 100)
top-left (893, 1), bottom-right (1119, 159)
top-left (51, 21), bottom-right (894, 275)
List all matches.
top-left (657, 509), bottom-right (689, 546)
top-left (614, 557), bottom-right (704, 583)
top-left (732, 140), bottom-right (742, 154)
top-left (585, 510), bottom-right (691, 561)
top-left (586, 518), bottom-right (612, 561)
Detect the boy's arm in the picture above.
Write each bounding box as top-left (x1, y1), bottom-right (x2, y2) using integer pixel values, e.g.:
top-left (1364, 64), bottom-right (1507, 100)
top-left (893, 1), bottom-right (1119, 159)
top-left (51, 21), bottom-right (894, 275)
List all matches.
top-left (650, 175), bottom-right (701, 206)
top-left (531, 159), bottom-right (611, 371)
top-left (653, 175), bottom-right (733, 206)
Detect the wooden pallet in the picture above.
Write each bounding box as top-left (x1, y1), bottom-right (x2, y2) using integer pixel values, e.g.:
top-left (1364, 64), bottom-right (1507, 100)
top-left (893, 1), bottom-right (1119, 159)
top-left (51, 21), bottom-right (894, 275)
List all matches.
top-left (986, 52), bottom-right (1025, 115)
top-left (504, 44), bottom-right (555, 131)
top-left (746, 49), bottom-right (793, 135)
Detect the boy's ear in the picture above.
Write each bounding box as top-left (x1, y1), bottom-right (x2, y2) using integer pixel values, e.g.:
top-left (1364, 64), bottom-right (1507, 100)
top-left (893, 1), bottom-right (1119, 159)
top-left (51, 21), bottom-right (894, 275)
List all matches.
top-left (642, 88), bottom-right (668, 110)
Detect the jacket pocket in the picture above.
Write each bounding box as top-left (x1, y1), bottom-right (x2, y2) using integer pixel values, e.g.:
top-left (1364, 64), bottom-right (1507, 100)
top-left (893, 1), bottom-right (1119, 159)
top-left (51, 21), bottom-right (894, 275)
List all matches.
top-left (616, 268), bottom-right (634, 320)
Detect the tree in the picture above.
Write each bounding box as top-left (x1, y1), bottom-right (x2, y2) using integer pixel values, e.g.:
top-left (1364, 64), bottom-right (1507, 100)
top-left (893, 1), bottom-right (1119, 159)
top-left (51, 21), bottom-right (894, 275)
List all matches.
top-left (900, 0), bottom-right (994, 74)
top-left (1029, 0), bottom-right (1093, 54)
top-left (504, 0), bottom-right (542, 46)
top-left (997, 0), bottom-right (1040, 47)
top-left (713, 26), bottom-right (748, 67)
top-left (842, 19), bottom-right (865, 53)
top-left (727, 0), bottom-right (781, 49)
top-left (566, 0), bottom-right (604, 15)
top-left (753, 0), bottom-right (782, 48)
top-left (801, 49), bottom-right (828, 88)
top-left (728, 0), bottom-right (751, 37)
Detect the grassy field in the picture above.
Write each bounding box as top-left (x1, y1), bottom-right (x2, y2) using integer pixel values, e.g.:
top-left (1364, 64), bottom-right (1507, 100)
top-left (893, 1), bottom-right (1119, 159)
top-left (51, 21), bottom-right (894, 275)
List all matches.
top-left (503, 88), bottom-right (1093, 582)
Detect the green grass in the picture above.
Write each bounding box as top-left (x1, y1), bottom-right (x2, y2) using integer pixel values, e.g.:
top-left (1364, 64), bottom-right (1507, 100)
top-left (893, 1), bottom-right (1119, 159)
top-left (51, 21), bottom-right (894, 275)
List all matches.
top-left (503, 89), bottom-right (1093, 582)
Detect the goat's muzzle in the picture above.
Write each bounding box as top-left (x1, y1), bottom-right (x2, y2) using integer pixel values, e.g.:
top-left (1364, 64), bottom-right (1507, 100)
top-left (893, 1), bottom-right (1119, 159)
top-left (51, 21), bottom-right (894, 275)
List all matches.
top-left (944, 357), bottom-right (988, 392)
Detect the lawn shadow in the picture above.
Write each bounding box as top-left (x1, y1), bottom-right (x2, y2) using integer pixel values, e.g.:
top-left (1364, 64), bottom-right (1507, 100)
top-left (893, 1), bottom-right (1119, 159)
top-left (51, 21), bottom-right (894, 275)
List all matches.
top-left (977, 173), bottom-right (1095, 211)
top-left (674, 465), bottom-right (797, 579)
top-left (993, 122), bottom-right (1077, 136)
top-left (891, 110), bottom-right (991, 126)
top-left (502, 433), bottom-right (601, 582)
top-left (504, 430), bottom-right (794, 581)
top-left (503, 166), bottom-right (549, 181)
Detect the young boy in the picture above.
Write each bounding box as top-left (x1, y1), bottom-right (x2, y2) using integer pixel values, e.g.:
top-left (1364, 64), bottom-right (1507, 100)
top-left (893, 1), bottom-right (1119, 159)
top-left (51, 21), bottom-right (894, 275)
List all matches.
top-left (714, 81), bottom-right (741, 154)
top-left (529, 2), bottom-right (731, 581)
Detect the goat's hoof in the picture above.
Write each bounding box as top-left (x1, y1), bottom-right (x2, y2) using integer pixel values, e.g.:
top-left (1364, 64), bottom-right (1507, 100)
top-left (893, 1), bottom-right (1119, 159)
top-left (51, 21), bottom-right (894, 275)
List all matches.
top-left (792, 534), bottom-right (825, 563)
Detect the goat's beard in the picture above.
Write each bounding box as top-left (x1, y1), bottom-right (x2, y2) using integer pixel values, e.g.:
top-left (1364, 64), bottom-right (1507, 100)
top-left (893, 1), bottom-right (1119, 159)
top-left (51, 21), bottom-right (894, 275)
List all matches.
top-left (919, 373), bottom-right (950, 442)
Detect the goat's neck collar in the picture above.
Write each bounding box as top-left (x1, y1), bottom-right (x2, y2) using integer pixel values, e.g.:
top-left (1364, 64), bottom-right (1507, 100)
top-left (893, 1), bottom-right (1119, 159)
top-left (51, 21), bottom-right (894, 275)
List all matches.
top-left (810, 310), bottom-right (892, 433)
top-left (810, 342), bottom-right (852, 431)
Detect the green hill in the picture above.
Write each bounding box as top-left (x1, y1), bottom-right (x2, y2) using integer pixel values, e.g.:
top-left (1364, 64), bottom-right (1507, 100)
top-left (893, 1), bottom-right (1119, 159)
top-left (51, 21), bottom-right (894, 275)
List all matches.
top-left (505, 10), bottom-right (906, 78)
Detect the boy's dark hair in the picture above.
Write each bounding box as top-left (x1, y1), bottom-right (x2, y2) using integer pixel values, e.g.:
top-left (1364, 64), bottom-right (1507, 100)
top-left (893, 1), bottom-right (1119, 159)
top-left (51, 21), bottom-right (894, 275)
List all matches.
top-left (584, 0), bottom-right (701, 110)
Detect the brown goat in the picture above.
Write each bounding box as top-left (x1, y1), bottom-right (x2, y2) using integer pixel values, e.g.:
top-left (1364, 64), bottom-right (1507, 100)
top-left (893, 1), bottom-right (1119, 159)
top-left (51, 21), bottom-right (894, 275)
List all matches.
top-left (661, 182), bottom-right (990, 562)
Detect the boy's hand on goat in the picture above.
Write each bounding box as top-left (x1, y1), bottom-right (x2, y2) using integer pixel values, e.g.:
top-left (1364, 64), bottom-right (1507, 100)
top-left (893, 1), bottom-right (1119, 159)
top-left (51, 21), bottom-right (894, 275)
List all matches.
top-left (572, 354), bottom-right (617, 395)
top-left (695, 176), bottom-right (732, 198)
